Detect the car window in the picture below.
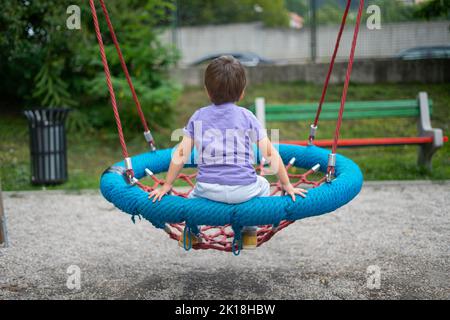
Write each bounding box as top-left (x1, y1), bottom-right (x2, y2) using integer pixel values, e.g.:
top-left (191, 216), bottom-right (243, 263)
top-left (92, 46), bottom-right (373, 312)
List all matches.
top-left (430, 49), bottom-right (445, 58)
top-left (403, 49), bottom-right (426, 59)
top-left (430, 48), bottom-right (450, 58)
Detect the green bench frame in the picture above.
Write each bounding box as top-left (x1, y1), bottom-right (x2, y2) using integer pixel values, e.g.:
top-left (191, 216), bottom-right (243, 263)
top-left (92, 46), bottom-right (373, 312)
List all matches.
top-left (251, 92), bottom-right (446, 170)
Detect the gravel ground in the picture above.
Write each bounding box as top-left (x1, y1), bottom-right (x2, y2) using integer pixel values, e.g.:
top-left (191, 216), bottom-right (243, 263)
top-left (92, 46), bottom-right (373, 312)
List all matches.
top-left (0, 181), bottom-right (449, 300)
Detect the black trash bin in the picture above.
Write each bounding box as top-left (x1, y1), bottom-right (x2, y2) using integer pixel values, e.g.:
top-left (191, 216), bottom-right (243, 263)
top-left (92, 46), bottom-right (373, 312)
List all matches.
top-left (24, 109), bottom-right (70, 185)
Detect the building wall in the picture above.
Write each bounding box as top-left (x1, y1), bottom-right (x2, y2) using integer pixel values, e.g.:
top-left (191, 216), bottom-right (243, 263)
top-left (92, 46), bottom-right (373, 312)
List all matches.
top-left (161, 21), bottom-right (450, 65)
top-left (171, 59), bottom-right (450, 86)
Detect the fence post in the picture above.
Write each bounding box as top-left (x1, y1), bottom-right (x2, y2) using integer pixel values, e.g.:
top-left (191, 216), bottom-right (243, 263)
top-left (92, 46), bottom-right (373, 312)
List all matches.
top-left (255, 97), bottom-right (266, 129)
top-left (0, 180), bottom-right (8, 247)
top-left (172, 0), bottom-right (179, 54)
top-left (310, 0), bottom-right (317, 63)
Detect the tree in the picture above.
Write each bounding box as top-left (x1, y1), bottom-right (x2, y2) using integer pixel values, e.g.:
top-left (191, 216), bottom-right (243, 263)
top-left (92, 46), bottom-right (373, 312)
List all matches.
top-left (285, 0), bottom-right (309, 17)
top-left (368, 0), bottom-right (416, 23)
top-left (414, 0), bottom-right (450, 20)
top-left (285, 0), bottom-right (422, 25)
top-left (177, 0), bottom-right (289, 27)
top-left (0, 0), bottom-right (180, 131)
top-left (316, 1), bottom-right (345, 25)
top-left (260, 0), bottom-right (290, 27)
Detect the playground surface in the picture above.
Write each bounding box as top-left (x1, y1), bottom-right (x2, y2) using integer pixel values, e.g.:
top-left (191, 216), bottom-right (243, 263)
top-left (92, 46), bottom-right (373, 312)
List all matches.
top-left (0, 181), bottom-right (449, 300)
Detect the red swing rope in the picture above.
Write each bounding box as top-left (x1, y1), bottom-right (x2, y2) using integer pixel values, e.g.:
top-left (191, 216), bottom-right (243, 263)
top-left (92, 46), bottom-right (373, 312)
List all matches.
top-left (304, 0), bottom-right (365, 179)
top-left (309, 0), bottom-right (352, 144)
top-left (98, 0), bottom-right (155, 150)
top-left (331, 0), bottom-right (364, 156)
top-left (327, 0), bottom-right (364, 179)
top-left (89, 0), bottom-right (129, 162)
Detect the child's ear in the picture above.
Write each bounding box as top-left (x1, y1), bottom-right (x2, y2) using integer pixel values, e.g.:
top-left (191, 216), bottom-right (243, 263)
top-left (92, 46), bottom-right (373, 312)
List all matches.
top-left (239, 88), bottom-right (246, 101)
top-left (204, 86), bottom-right (212, 100)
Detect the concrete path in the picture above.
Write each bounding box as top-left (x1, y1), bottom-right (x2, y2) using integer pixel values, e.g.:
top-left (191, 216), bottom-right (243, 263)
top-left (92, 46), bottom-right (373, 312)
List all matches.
top-left (0, 181), bottom-right (449, 300)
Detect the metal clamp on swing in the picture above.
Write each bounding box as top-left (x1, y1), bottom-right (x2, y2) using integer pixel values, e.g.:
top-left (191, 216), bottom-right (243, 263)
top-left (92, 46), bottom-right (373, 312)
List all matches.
top-left (311, 164), bottom-right (321, 173)
top-left (308, 124), bottom-right (318, 145)
top-left (145, 168), bottom-right (174, 195)
top-left (144, 168), bottom-right (154, 177)
top-left (144, 130), bottom-right (156, 151)
top-left (285, 157), bottom-right (296, 171)
top-left (124, 157), bottom-right (138, 185)
top-left (326, 153), bottom-right (336, 183)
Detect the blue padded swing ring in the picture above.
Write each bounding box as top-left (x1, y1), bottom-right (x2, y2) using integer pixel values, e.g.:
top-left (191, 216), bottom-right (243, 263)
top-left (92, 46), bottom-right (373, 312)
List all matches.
top-left (100, 144), bottom-right (363, 251)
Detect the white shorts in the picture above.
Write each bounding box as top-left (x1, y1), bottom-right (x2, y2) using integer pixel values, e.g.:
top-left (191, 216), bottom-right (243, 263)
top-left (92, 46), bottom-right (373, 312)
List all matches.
top-left (188, 175), bottom-right (271, 204)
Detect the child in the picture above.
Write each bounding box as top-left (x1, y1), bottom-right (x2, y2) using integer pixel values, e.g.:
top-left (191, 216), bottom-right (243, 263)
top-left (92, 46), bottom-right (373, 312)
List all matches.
top-left (149, 56), bottom-right (307, 249)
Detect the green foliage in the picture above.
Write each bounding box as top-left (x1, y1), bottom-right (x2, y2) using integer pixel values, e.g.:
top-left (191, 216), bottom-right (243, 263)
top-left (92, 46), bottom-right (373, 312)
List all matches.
top-left (285, 0), bottom-right (423, 25)
top-left (178, 0), bottom-right (289, 27)
top-left (259, 0), bottom-right (290, 27)
top-left (316, 1), bottom-right (345, 25)
top-left (414, 0), bottom-right (450, 20)
top-left (368, 0), bottom-right (416, 23)
top-left (285, 0), bottom-right (308, 16)
top-left (0, 0), bottom-right (180, 134)
top-left (33, 60), bottom-right (76, 108)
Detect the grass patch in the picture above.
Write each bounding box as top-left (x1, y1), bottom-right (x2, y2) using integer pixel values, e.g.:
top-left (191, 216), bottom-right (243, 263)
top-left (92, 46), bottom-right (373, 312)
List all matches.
top-left (0, 82), bottom-right (449, 191)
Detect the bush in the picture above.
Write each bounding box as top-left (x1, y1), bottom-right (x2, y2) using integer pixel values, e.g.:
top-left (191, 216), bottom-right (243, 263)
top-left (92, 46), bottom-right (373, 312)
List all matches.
top-left (178, 0), bottom-right (289, 27)
top-left (0, 0), bottom-right (180, 133)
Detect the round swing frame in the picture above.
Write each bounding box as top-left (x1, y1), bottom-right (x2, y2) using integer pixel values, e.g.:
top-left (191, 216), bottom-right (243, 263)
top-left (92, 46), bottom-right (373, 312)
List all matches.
top-left (100, 144), bottom-right (363, 254)
top-left (90, 0), bottom-right (366, 254)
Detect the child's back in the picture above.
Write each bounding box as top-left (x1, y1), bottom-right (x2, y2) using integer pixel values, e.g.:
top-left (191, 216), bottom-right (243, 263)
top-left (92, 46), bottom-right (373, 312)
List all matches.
top-left (183, 102), bottom-right (266, 186)
top-left (149, 56), bottom-right (307, 249)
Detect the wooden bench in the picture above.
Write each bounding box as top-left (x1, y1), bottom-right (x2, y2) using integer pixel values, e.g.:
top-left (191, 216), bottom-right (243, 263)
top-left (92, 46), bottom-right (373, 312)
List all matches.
top-left (252, 92), bottom-right (447, 170)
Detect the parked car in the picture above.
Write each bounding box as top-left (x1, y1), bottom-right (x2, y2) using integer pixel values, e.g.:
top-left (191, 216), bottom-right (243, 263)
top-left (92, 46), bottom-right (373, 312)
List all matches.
top-left (190, 52), bottom-right (274, 67)
top-left (396, 46), bottom-right (450, 60)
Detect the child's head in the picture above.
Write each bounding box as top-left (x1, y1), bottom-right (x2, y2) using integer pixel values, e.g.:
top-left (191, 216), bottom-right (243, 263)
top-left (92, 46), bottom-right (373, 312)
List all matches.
top-left (204, 55), bottom-right (246, 105)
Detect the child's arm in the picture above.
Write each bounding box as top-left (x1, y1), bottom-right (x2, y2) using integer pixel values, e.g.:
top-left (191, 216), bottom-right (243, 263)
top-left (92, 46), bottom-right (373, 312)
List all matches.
top-left (258, 137), bottom-right (307, 201)
top-left (148, 136), bottom-right (194, 202)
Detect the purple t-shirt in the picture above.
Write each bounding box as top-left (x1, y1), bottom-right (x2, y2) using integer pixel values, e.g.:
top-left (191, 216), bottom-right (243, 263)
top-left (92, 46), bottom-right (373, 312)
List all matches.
top-left (183, 103), bottom-right (267, 186)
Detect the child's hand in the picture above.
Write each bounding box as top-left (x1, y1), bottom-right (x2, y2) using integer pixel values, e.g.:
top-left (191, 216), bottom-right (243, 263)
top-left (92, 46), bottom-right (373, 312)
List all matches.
top-left (282, 183), bottom-right (307, 202)
top-left (148, 184), bottom-right (173, 202)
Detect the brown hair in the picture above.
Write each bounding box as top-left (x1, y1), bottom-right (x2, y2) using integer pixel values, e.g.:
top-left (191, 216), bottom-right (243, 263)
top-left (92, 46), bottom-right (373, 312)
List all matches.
top-left (204, 55), bottom-right (246, 105)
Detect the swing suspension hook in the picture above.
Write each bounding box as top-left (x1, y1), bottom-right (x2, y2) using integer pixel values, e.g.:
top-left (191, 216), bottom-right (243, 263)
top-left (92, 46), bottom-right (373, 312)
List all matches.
top-left (124, 157), bottom-right (138, 185)
top-left (308, 124), bottom-right (318, 145)
top-left (144, 131), bottom-right (156, 151)
top-left (326, 153), bottom-right (336, 183)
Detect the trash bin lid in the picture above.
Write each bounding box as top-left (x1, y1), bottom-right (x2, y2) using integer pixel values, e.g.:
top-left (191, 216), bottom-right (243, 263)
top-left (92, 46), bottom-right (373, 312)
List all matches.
top-left (24, 108), bottom-right (70, 125)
